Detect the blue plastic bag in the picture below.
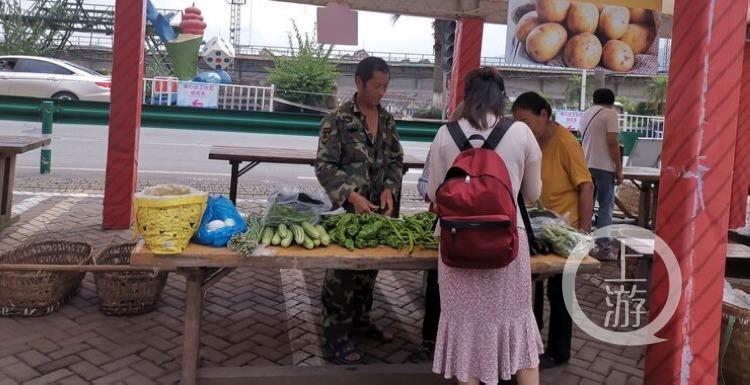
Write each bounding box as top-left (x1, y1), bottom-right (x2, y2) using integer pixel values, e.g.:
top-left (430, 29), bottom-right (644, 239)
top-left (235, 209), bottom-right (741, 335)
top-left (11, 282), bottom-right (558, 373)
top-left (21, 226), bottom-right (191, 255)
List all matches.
top-left (195, 196), bottom-right (247, 247)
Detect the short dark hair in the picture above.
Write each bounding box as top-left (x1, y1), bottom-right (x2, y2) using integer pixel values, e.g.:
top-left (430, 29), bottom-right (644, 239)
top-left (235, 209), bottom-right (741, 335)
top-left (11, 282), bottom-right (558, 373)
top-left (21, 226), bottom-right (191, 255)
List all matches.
top-left (511, 92), bottom-right (552, 119)
top-left (355, 57), bottom-right (390, 84)
top-left (593, 88), bottom-right (616, 105)
top-left (460, 67), bottom-right (506, 130)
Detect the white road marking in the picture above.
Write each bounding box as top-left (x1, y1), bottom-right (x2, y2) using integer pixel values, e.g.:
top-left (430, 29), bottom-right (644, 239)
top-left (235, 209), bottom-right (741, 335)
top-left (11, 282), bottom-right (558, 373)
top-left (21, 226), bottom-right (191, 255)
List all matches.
top-left (11, 195), bottom-right (51, 216)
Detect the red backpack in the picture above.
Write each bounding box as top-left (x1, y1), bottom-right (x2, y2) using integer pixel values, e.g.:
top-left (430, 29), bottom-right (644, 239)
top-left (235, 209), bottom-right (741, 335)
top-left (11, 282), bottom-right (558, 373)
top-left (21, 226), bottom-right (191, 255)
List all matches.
top-left (435, 118), bottom-right (519, 269)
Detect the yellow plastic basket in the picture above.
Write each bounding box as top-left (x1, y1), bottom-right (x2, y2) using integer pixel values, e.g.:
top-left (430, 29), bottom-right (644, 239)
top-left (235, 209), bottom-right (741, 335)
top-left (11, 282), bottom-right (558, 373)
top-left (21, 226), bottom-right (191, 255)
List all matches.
top-left (134, 185), bottom-right (207, 254)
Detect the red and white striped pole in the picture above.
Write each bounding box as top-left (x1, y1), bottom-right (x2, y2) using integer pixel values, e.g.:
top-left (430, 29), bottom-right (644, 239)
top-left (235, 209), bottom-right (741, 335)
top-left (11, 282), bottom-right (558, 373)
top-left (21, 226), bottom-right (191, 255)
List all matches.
top-left (728, 43), bottom-right (750, 229)
top-left (645, 0), bottom-right (748, 383)
top-left (447, 17), bottom-right (484, 119)
top-left (102, 0), bottom-right (147, 229)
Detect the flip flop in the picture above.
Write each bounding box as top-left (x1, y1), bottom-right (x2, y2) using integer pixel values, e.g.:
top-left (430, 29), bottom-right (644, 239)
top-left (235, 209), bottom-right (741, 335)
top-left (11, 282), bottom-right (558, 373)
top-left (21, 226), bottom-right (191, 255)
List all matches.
top-left (326, 340), bottom-right (362, 365)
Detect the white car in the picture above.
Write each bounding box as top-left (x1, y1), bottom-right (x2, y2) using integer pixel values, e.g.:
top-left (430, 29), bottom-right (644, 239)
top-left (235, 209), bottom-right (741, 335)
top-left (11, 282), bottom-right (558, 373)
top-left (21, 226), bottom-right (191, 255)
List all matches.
top-left (0, 55), bottom-right (111, 102)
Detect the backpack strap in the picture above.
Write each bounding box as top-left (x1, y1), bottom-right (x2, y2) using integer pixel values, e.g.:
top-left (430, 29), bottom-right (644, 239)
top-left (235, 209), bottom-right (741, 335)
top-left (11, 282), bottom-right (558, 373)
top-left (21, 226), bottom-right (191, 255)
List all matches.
top-left (484, 117), bottom-right (515, 150)
top-left (447, 118), bottom-right (514, 151)
top-left (518, 193), bottom-right (536, 251)
top-left (447, 121), bottom-right (471, 151)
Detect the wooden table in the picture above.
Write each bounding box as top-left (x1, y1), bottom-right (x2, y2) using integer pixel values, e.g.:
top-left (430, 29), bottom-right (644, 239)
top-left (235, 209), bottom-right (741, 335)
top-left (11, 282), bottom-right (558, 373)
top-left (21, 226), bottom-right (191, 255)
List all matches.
top-left (618, 167), bottom-right (661, 228)
top-left (209, 146), bottom-right (426, 204)
top-left (616, 236), bottom-right (750, 279)
top-left (0, 136), bottom-right (51, 230)
top-left (131, 242), bottom-right (601, 385)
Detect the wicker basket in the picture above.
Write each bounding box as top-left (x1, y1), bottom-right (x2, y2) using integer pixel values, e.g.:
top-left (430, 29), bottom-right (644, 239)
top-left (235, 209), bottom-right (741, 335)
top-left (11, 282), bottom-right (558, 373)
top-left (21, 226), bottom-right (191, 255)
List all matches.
top-left (617, 182), bottom-right (641, 218)
top-left (94, 243), bottom-right (168, 316)
top-left (134, 184), bottom-right (207, 254)
top-left (0, 241), bottom-right (92, 316)
top-left (720, 282), bottom-right (750, 385)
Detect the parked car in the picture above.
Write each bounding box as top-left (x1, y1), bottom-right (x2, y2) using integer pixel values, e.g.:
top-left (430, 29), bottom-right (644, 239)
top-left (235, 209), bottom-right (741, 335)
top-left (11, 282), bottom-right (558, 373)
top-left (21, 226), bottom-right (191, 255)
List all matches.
top-left (0, 55), bottom-right (110, 101)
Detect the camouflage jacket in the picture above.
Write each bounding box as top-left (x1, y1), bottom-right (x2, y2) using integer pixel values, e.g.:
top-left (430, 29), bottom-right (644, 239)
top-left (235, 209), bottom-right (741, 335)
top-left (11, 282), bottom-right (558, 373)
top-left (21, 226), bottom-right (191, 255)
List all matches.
top-left (315, 95), bottom-right (404, 210)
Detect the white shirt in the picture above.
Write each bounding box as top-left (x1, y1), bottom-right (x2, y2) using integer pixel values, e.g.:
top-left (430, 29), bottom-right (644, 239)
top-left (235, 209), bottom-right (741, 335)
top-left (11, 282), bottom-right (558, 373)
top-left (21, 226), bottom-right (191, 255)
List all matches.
top-left (426, 115), bottom-right (542, 229)
top-left (581, 105), bottom-right (620, 172)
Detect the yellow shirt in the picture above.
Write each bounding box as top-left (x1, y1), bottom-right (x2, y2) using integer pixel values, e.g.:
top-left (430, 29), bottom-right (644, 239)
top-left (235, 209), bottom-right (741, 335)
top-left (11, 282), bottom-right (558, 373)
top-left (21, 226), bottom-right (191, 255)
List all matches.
top-left (540, 125), bottom-right (592, 227)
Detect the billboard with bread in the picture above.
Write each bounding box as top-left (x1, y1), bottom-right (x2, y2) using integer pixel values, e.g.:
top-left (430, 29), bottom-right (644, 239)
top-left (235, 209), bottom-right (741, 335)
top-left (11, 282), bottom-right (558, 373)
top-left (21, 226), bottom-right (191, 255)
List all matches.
top-left (506, 0), bottom-right (663, 74)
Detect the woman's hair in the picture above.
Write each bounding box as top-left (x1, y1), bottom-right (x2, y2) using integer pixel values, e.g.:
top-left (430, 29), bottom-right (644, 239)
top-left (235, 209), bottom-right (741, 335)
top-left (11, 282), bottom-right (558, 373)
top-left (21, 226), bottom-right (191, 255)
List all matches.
top-left (459, 67), bottom-right (506, 130)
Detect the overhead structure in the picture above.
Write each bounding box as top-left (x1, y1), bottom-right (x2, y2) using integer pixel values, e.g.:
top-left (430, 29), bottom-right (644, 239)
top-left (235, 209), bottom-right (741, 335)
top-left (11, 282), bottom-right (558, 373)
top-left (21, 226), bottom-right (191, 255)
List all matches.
top-left (226, 0), bottom-right (247, 48)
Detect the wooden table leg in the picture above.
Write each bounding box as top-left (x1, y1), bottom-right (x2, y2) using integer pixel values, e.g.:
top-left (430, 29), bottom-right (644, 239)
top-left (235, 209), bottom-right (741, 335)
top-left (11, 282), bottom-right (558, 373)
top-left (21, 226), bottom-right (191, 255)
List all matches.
top-left (638, 182), bottom-right (651, 229)
top-left (229, 161), bottom-right (240, 205)
top-left (181, 268), bottom-right (206, 385)
top-left (0, 153), bottom-right (17, 230)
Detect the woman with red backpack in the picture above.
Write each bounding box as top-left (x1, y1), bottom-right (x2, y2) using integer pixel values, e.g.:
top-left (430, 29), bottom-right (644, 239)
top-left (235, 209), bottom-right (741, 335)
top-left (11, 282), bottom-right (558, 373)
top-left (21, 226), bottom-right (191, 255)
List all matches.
top-left (427, 67), bottom-right (543, 385)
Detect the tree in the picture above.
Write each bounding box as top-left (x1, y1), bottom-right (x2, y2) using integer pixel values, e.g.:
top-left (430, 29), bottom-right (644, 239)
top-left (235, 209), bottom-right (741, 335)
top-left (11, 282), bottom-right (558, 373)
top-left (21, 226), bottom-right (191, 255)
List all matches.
top-left (565, 74), bottom-right (594, 110)
top-left (266, 21), bottom-right (338, 107)
top-left (646, 75), bottom-right (668, 115)
top-left (0, 0), bottom-right (69, 56)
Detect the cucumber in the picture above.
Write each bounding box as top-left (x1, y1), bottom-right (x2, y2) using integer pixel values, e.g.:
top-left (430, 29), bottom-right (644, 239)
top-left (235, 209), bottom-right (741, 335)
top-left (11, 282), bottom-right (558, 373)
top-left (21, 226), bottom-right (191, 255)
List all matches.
top-left (291, 225), bottom-right (305, 244)
top-left (271, 231), bottom-right (282, 246)
top-left (313, 238), bottom-right (321, 247)
top-left (316, 225), bottom-right (331, 246)
top-left (302, 222), bottom-right (321, 239)
top-left (260, 227), bottom-right (274, 246)
top-left (280, 232), bottom-right (294, 248)
top-left (303, 236), bottom-right (315, 249)
top-left (278, 223), bottom-right (289, 238)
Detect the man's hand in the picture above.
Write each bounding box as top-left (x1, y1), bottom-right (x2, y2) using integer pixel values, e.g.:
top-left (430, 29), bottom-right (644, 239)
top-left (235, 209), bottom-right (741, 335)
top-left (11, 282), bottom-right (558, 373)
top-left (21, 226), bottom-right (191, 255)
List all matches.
top-left (348, 192), bottom-right (377, 214)
top-left (616, 170), bottom-right (624, 186)
top-left (380, 188), bottom-right (395, 217)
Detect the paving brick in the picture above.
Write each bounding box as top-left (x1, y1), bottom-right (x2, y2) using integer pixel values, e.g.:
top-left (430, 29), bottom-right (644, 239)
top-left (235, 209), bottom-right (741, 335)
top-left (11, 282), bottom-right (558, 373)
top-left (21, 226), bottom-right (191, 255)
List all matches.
top-left (556, 373), bottom-right (581, 385)
top-left (70, 361), bottom-right (106, 381)
top-left (91, 368), bottom-right (135, 385)
top-left (77, 349), bottom-right (111, 367)
top-left (130, 359), bottom-right (166, 378)
top-left (48, 344), bottom-right (88, 360)
top-left (34, 354), bottom-right (81, 375)
top-left (25, 339), bottom-right (59, 355)
top-left (0, 357), bottom-right (19, 369)
top-left (606, 370), bottom-right (629, 385)
top-left (3, 362), bottom-right (39, 382)
top-left (16, 351), bottom-right (50, 368)
top-left (58, 375), bottom-right (89, 385)
top-left (100, 355), bottom-right (141, 373)
top-left (22, 368), bottom-right (74, 385)
top-left (612, 362), bottom-right (644, 378)
top-left (576, 346), bottom-right (600, 363)
top-left (139, 348), bottom-right (173, 366)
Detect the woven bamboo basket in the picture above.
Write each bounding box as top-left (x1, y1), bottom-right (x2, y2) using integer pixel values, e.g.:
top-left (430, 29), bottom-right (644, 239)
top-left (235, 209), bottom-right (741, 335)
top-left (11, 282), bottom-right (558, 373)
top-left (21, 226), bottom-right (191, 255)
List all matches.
top-left (0, 241), bottom-right (92, 316)
top-left (720, 282), bottom-right (750, 385)
top-left (134, 184), bottom-right (207, 254)
top-left (94, 243), bottom-right (169, 316)
top-left (617, 182), bottom-right (641, 219)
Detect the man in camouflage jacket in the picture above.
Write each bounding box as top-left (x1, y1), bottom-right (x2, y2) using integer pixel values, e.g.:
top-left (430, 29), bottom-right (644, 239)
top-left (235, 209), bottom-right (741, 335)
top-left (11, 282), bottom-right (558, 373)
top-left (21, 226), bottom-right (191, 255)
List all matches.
top-left (315, 57), bottom-right (404, 364)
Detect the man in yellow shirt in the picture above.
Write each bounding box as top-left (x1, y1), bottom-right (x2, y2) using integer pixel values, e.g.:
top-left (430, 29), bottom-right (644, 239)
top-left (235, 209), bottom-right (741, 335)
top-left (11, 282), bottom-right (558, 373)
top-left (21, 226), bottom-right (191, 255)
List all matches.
top-left (513, 92), bottom-right (594, 369)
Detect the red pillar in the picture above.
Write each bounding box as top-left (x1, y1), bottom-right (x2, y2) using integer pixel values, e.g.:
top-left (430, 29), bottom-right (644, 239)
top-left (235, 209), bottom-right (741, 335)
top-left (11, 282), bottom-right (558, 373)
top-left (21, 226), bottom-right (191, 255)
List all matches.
top-left (729, 44), bottom-right (750, 229)
top-left (447, 17), bottom-right (483, 119)
top-left (102, 0), bottom-right (146, 229)
top-left (645, 0), bottom-right (747, 383)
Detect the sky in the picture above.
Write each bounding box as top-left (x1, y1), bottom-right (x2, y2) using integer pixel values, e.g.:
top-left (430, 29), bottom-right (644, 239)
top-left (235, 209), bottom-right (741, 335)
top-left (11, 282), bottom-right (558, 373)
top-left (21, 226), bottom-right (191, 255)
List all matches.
top-left (82, 0), bottom-right (508, 58)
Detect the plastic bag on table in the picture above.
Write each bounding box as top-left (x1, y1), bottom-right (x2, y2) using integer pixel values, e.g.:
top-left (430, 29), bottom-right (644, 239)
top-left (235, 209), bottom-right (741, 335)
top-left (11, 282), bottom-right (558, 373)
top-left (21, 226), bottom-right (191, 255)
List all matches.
top-left (194, 195), bottom-right (248, 247)
top-left (263, 186), bottom-right (333, 227)
top-left (529, 213), bottom-right (594, 258)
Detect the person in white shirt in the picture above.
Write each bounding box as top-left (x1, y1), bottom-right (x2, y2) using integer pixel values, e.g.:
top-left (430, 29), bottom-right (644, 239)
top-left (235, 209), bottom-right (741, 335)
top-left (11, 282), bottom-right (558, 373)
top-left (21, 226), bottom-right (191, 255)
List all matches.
top-left (580, 88), bottom-right (622, 257)
top-left (427, 67), bottom-right (542, 385)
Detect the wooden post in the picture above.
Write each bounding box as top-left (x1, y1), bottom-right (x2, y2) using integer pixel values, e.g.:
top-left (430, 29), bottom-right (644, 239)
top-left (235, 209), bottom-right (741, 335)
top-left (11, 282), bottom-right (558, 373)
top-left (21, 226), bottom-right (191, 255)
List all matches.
top-left (644, 0), bottom-right (748, 383)
top-left (446, 17), bottom-right (484, 118)
top-left (181, 269), bottom-right (205, 385)
top-left (729, 43), bottom-right (750, 229)
top-left (103, 0), bottom-right (146, 229)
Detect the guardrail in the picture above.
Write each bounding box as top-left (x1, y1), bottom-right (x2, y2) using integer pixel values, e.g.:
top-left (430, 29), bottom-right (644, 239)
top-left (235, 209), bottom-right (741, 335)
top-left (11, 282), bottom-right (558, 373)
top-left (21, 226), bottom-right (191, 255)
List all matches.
top-left (0, 96), bottom-right (441, 142)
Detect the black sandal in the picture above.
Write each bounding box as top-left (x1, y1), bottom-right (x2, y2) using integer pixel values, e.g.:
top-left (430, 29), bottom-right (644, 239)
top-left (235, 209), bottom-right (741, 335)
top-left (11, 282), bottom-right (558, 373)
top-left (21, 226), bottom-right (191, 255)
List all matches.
top-left (326, 340), bottom-right (363, 365)
top-left (351, 324), bottom-right (394, 343)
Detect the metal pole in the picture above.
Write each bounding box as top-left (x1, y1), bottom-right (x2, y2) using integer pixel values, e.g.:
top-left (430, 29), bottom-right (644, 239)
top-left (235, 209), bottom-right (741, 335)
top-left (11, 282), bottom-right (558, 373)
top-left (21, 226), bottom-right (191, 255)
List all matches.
top-left (580, 69), bottom-right (587, 111)
top-left (40, 100), bottom-right (54, 174)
